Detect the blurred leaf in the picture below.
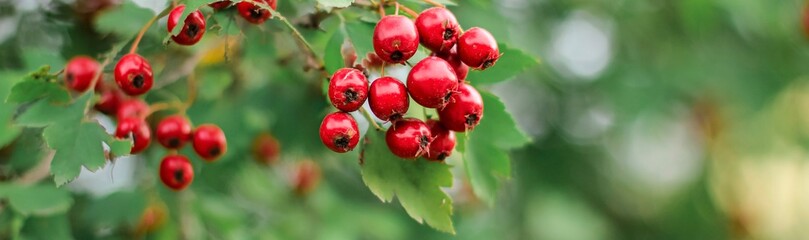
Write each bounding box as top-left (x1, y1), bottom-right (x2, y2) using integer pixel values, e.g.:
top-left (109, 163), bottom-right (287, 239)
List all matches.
top-left (360, 129), bottom-right (455, 234)
top-left (344, 21), bottom-right (375, 60)
top-left (95, 2), bottom-right (155, 38)
top-left (466, 44), bottom-right (539, 85)
top-left (6, 66), bottom-right (69, 104)
top-left (0, 184), bottom-right (73, 216)
top-left (324, 31), bottom-right (345, 74)
top-left (21, 49), bottom-right (65, 72)
top-left (83, 191), bottom-right (147, 227)
top-left (0, 71), bottom-right (23, 147)
top-left (20, 214), bottom-right (73, 240)
top-left (199, 69), bottom-right (233, 100)
top-left (318, 0), bottom-right (355, 8)
top-left (211, 12), bottom-right (242, 36)
top-left (169, 0), bottom-right (209, 37)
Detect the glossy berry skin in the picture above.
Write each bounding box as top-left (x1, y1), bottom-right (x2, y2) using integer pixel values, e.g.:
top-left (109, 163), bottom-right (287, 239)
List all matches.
top-left (386, 118), bottom-right (433, 159)
top-left (438, 83), bottom-right (483, 132)
top-left (209, 0), bottom-right (232, 10)
top-left (167, 5), bottom-right (206, 46)
top-left (369, 76), bottom-right (409, 121)
top-left (433, 46), bottom-right (469, 81)
top-left (115, 117), bottom-right (151, 154)
top-left (457, 27), bottom-right (500, 70)
top-left (319, 112), bottom-right (360, 153)
top-left (192, 124), bottom-right (227, 161)
top-left (159, 154), bottom-right (194, 191)
top-left (373, 15), bottom-right (419, 64)
top-left (236, 0), bottom-right (276, 24)
top-left (425, 119), bottom-right (455, 161)
top-left (252, 133), bottom-right (281, 165)
top-left (292, 160), bottom-right (321, 196)
top-left (64, 56), bottom-right (101, 92)
top-left (156, 115), bottom-right (193, 149)
top-left (114, 53), bottom-right (153, 96)
top-left (116, 99), bottom-right (149, 120)
top-left (415, 7), bottom-right (461, 54)
top-left (329, 68), bottom-right (369, 112)
top-left (406, 56), bottom-right (459, 109)
top-left (94, 83), bottom-right (122, 115)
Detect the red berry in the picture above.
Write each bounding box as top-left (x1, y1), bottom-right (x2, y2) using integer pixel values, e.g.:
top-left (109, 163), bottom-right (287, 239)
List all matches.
top-left (329, 68), bottom-right (369, 112)
top-left (115, 117), bottom-right (151, 154)
top-left (116, 99), bottom-right (149, 120)
top-left (369, 76), bottom-right (409, 121)
top-left (156, 115), bottom-right (192, 149)
top-left (386, 118), bottom-right (432, 159)
top-left (415, 7), bottom-right (461, 54)
top-left (292, 159), bottom-right (321, 196)
top-left (167, 5), bottom-right (206, 46)
top-left (64, 56), bottom-right (101, 92)
top-left (236, 0), bottom-right (276, 24)
top-left (457, 27), bottom-right (500, 70)
top-left (406, 56), bottom-right (458, 108)
top-left (373, 15), bottom-right (419, 64)
top-left (438, 83), bottom-right (483, 132)
top-left (319, 112), bottom-right (360, 153)
top-left (94, 84), bottom-right (122, 115)
top-left (192, 124), bottom-right (227, 161)
top-left (159, 154), bottom-right (194, 191)
top-left (432, 46), bottom-right (469, 81)
top-left (425, 119), bottom-right (455, 161)
top-left (114, 53), bottom-right (153, 96)
top-left (209, 0), bottom-right (232, 10)
top-left (252, 133), bottom-right (281, 165)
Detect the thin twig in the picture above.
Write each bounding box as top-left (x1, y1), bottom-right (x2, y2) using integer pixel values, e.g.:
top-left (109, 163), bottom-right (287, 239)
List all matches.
top-left (360, 108), bottom-right (383, 131)
top-left (130, 7), bottom-right (173, 54)
top-left (183, 70), bottom-right (198, 112)
top-left (422, 0), bottom-right (445, 8)
top-left (396, 2), bottom-right (418, 18)
top-left (253, 1), bottom-right (327, 78)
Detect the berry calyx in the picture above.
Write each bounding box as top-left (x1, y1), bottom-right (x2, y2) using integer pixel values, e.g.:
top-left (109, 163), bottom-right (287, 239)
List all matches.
top-left (115, 117), bottom-right (151, 154)
top-left (64, 56), bottom-right (101, 92)
top-left (116, 99), bottom-right (149, 120)
top-left (252, 133), bottom-right (281, 165)
top-left (192, 124), bottom-right (227, 161)
top-left (292, 160), bottom-right (321, 196)
top-left (385, 118), bottom-right (433, 159)
top-left (167, 5), bottom-right (206, 46)
top-left (433, 46), bottom-right (469, 81)
top-left (209, 1), bottom-right (232, 10)
top-left (373, 15), bottom-right (419, 64)
top-left (438, 83), bottom-right (483, 132)
top-left (236, 0), bottom-right (276, 24)
top-left (114, 53), bottom-right (154, 96)
top-left (406, 56), bottom-right (459, 108)
top-left (159, 154), bottom-right (194, 191)
top-left (425, 119), bottom-right (455, 161)
top-left (457, 27), bottom-right (500, 70)
top-left (415, 7), bottom-right (461, 54)
top-left (156, 115), bottom-right (192, 149)
top-left (329, 68), bottom-right (369, 112)
top-left (369, 76), bottom-right (409, 121)
top-left (319, 112), bottom-right (360, 153)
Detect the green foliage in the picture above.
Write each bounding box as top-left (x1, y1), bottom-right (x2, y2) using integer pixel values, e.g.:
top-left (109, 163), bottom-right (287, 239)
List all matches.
top-left (83, 191), bottom-right (147, 227)
top-left (318, 0), bottom-right (355, 9)
top-left (6, 66), bottom-right (69, 104)
top-left (324, 31), bottom-right (346, 74)
top-left (95, 1), bottom-right (156, 38)
top-left (0, 184), bottom-right (73, 216)
top-left (466, 44), bottom-right (540, 85)
top-left (344, 21), bottom-right (376, 60)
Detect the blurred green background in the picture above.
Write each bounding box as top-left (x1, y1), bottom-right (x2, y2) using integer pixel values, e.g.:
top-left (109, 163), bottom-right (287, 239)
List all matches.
top-left (1, 0), bottom-right (809, 239)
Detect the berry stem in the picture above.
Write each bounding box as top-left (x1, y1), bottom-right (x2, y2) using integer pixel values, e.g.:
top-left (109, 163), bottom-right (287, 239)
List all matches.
top-left (395, 2), bottom-right (400, 15)
top-left (360, 107), bottom-right (383, 131)
top-left (395, 2), bottom-right (418, 18)
top-left (422, 0), bottom-right (445, 8)
top-left (378, 1), bottom-right (386, 16)
top-left (183, 70), bottom-right (198, 112)
top-left (130, 6), bottom-right (173, 55)
top-left (253, 2), bottom-right (327, 78)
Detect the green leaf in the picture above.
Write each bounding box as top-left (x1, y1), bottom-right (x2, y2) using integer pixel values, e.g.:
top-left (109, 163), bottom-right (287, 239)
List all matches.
top-left (466, 44), bottom-right (539, 85)
top-left (83, 191), bottom-right (147, 227)
top-left (318, 0), bottom-right (355, 8)
top-left (0, 72), bottom-right (23, 147)
top-left (199, 69), bottom-right (234, 100)
top-left (324, 31), bottom-right (346, 74)
top-left (0, 184), bottom-right (73, 216)
top-left (360, 130), bottom-right (455, 234)
top-left (169, 0), bottom-right (210, 37)
top-left (211, 11), bottom-right (242, 36)
top-left (462, 91), bottom-right (530, 205)
top-left (344, 21), bottom-right (375, 60)
top-left (95, 2), bottom-right (155, 37)
top-left (6, 66), bottom-right (69, 104)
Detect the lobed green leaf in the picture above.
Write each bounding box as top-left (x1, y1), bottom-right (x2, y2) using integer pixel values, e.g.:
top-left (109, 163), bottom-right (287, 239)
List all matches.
top-left (466, 44), bottom-right (539, 85)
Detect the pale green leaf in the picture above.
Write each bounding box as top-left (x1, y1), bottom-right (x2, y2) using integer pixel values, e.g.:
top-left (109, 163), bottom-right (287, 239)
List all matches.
top-left (344, 21), bottom-right (375, 60)
top-left (466, 44), bottom-right (539, 85)
top-left (318, 0), bottom-right (354, 8)
top-left (0, 184), bottom-right (73, 216)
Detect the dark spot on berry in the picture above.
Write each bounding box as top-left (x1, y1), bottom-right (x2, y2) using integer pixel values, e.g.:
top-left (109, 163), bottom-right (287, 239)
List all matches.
top-left (443, 28), bottom-right (454, 40)
top-left (209, 147), bottom-right (221, 157)
top-left (388, 113), bottom-right (403, 121)
top-left (250, 7), bottom-right (263, 19)
top-left (132, 75), bottom-right (145, 88)
top-left (443, 91), bottom-right (453, 103)
top-left (334, 136), bottom-right (349, 150)
top-left (173, 169), bottom-right (185, 183)
top-left (186, 23), bottom-right (199, 38)
top-left (419, 135), bottom-right (430, 148)
top-left (66, 74), bottom-right (74, 83)
top-left (168, 138), bottom-right (180, 148)
top-left (344, 89), bottom-right (359, 103)
top-left (482, 59), bottom-right (494, 69)
top-left (465, 113), bottom-right (479, 126)
top-left (390, 51), bottom-right (403, 62)
top-left (437, 152), bottom-right (447, 161)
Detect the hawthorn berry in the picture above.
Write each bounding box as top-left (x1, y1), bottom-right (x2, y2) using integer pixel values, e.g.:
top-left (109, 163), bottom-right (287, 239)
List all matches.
top-left (386, 118), bottom-right (433, 159)
top-left (438, 83), bottom-right (483, 132)
top-left (116, 99), bottom-right (149, 120)
top-left (252, 133), bottom-right (281, 165)
top-left (457, 27), bottom-right (500, 70)
top-left (425, 119), bottom-right (455, 161)
top-left (319, 112), bottom-right (360, 153)
top-left (373, 15), bottom-right (419, 64)
top-left (156, 115), bottom-right (192, 149)
top-left (406, 56), bottom-right (459, 108)
top-left (167, 5), bottom-right (206, 46)
top-left (135, 203), bottom-right (167, 234)
top-left (236, 0), bottom-right (276, 24)
top-left (433, 46), bottom-right (469, 81)
top-left (159, 154), bottom-right (194, 191)
top-left (415, 7), bottom-right (461, 54)
top-left (292, 160), bottom-right (321, 196)
top-left (369, 76), bottom-right (409, 121)
top-left (114, 53), bottom-right (153, 96)
top-left (329, 68), bottom-right (369, 112)
top-left (94, 83), bottom-right (122, 115)
top-left (209, 1), bottom-right (232, 10)
top-left (192, 124), bottom-right (227, 161)
top-left (115, 117), bottom-right (151, 154)
top-left (64, 56), bottom-right (101, 92)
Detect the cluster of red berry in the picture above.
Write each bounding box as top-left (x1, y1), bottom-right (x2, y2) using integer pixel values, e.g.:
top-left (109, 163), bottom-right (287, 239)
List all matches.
top-left (319, 7), bottom-right (496, 160)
